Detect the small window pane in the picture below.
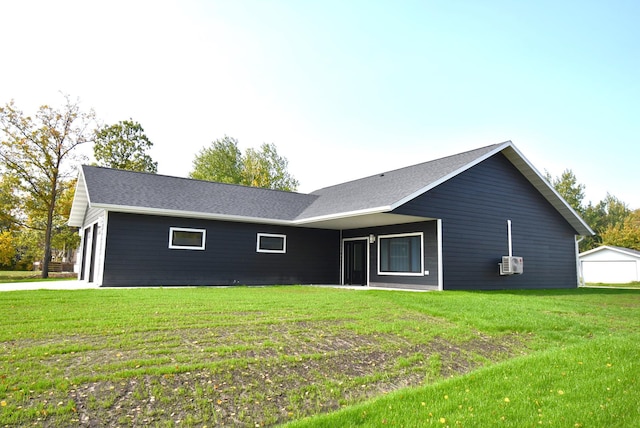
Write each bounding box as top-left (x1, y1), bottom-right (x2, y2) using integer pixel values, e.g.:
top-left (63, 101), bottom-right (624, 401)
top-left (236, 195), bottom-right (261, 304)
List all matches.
top-left (260, 236), bottom-right (284, 251)
top-left (257, 233), bottom-right (286, 253)
top-left (169, 228), bottom-right (206, 250)
top-left (173, 231), bottom-right (203, 247)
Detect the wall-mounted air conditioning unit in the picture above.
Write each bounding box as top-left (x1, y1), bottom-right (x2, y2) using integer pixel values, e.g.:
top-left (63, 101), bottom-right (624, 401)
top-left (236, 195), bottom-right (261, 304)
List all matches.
top-left (499, 256), bottom-right (524, 275)
top-left (498, 220), bottom-right (524, 275)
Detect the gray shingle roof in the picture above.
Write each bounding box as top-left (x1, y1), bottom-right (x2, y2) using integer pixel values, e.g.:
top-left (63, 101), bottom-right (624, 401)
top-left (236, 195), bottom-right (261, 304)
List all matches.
top-left (297, 144), bottom-right (502, 220)
top-left (78, 166), bottom-right (318, 222)
top-left (69, 141), bottom-right (594, 236)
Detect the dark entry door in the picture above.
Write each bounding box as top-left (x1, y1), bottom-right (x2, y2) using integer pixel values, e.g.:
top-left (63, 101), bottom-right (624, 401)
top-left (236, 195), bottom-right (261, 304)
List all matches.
top-left (344, 240), bottom-right (367, 286)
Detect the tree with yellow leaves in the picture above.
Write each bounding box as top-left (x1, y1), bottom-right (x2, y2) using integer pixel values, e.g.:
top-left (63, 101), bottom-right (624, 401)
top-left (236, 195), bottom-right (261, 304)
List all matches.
top-left (0, 95), bottom-right (95, 276)
top-left (0, 231), bottom-right (15, 267)
top-left (601, 209), bottom-right (640, 251)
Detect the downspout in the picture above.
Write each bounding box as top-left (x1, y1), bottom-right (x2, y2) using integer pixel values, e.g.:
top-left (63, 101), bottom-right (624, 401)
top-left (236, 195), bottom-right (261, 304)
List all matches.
top-left (575, 236), bottom-right (585, 287)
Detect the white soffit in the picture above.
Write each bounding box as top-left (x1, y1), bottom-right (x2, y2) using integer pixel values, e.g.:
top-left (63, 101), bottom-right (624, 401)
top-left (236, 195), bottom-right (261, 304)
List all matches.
top-left (298, 213), bottom-right (434, 229)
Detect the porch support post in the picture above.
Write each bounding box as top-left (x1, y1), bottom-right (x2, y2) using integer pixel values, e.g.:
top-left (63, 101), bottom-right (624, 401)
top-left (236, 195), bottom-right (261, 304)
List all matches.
top-left (437, 219), bottom-right (444, 291)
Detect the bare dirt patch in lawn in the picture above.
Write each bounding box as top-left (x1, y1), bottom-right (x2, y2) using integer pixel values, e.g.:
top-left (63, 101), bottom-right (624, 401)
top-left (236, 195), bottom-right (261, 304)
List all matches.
top-left (2, 313), bottom-right (528, 427)
top-left (59, 329), bottom-right (526, 427)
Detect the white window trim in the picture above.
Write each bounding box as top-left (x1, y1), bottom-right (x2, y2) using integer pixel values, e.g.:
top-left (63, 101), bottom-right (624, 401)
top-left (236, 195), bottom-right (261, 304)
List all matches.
top-left (95, 211), bottom-right (108, 287)
top-left (257, 233), bottom-right (287, 254)
top-left (377, 232), bottom-right (424, 276)
top-left (169, 227), bottom-right (206, 250)
top-left (80, 223), bottom-right (95, 282)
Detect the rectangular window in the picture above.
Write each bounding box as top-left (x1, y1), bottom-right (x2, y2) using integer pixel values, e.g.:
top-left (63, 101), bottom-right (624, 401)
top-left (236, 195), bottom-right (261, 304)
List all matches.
top-left (257, 233), bottom-right (286, 253)
top-left (169, 227), bottom-right (206, 250)
top-left (378, 232), bottom-right (423, 276)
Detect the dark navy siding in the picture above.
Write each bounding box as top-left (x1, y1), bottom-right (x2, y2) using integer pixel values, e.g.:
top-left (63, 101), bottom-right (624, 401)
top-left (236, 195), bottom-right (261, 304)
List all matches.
top-left (394, 153), bottom-right (578, 290)
top-left (102, 212), bottom-right (340, 286)
top-left (343, 222), bottom-right (439, 289)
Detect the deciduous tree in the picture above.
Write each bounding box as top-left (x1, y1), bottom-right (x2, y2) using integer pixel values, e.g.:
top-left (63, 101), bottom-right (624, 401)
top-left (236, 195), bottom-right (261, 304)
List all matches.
top-left (190, 136), bottom-right (299, 191)
top-left (0, 231), bottom-right (15, 267)
top-left (580, 194), bottom-right (630, 250)
top-left (545, 169), bottom-right (585, 215)
top-left (190, 136), bottom-right (243, 184)
top-left (600, 209), bottom-right (640, 250)
top-left (93, 120), bottom-right (157, 173)
top-left (0, 170), bottom-right (79, 269)
top-left (0, 173), bottom-right (20, 231)
top-left (0, 95), bottom-right (95, 277)
top-left (545, 169), bottom-right (631, 251)
top-left (243, 143), bottom-right (299, 191)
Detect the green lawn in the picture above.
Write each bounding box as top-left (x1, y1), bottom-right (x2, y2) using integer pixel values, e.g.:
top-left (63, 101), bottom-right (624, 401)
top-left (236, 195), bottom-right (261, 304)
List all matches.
top-left (585, 281), bottom-right (640, 289)
top-left (0, 271), bottom-right (76, 284)
top-left (0, 286), bottom-right (638, 427)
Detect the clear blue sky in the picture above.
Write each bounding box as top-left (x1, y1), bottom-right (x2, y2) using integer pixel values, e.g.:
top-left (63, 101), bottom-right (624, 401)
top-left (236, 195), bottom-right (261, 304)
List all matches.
top-left (1, 0), bottom-right (638, 208)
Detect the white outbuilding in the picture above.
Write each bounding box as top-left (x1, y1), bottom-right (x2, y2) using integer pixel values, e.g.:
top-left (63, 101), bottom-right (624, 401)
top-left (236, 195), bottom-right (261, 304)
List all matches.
top-left (579, 246), bottom-right (640, 284)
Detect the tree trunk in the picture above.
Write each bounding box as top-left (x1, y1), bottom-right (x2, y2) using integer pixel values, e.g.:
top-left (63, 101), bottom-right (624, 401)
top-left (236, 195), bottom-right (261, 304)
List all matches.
top-left (41, 179), bottom-right (58, 279)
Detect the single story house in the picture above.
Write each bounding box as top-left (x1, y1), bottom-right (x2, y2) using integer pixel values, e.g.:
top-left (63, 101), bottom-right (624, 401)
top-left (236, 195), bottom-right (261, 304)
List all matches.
top-left (579, 245), bottom-right (640, 284)
top-left (68, 141), bottom-right (594, 290)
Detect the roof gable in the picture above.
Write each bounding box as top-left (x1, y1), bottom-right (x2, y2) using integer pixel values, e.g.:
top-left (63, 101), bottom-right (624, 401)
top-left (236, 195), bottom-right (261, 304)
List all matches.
top-left (498, 143), bottom-right (593, 236)
top-left (296, 143), bottom-right (502, 221)
top-left (580, 245), bottom-right (640, 259)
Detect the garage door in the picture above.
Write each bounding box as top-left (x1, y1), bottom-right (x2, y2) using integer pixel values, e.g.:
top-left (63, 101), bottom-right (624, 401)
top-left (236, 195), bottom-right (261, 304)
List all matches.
top-left (581, 260), bottom-right (638, 284)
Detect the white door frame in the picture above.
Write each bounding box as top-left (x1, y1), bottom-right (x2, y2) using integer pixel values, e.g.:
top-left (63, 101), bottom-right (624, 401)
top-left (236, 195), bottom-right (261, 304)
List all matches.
top-left (341, 237), bottom-right (370, 286)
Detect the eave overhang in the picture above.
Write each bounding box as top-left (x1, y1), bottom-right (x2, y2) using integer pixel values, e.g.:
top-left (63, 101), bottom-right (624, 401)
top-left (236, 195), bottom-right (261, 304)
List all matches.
top-left (294, 208), bottom-right (432, 229)
top-left (80, 203), bottom-right (432, 230)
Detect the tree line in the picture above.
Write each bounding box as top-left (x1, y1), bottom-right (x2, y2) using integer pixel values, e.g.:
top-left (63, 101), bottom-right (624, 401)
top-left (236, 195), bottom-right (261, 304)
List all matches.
top-left (545, 170), bottom-right (640, 252)
top-left (0, 95), bottom-right (297, 276)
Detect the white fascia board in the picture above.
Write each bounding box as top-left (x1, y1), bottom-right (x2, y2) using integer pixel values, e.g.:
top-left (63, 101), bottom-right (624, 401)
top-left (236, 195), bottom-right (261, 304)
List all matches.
top-left (389, 141), bottom-right (512, 211)
top-left (68, 168), bottom-right (90, 227)
top-left (503, 143), bottom-right (595, 236)
top-left (608, 247), bottom-right (640, 259)
top-left (91, 204), bottom-right (294, 226)
top-left (610, 248), bottom-right (640, 259)
top-left (293, 206), bottom-right (392, 226)
top-left (580, 245), bottom-right (640, 259)
top-left (578, 246), bottom-right (606, 257)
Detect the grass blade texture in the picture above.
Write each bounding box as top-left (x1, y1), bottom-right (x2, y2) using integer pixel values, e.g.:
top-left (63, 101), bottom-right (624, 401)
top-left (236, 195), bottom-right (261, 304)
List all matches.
top-left (0, 286), bottom-right (638, 427)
